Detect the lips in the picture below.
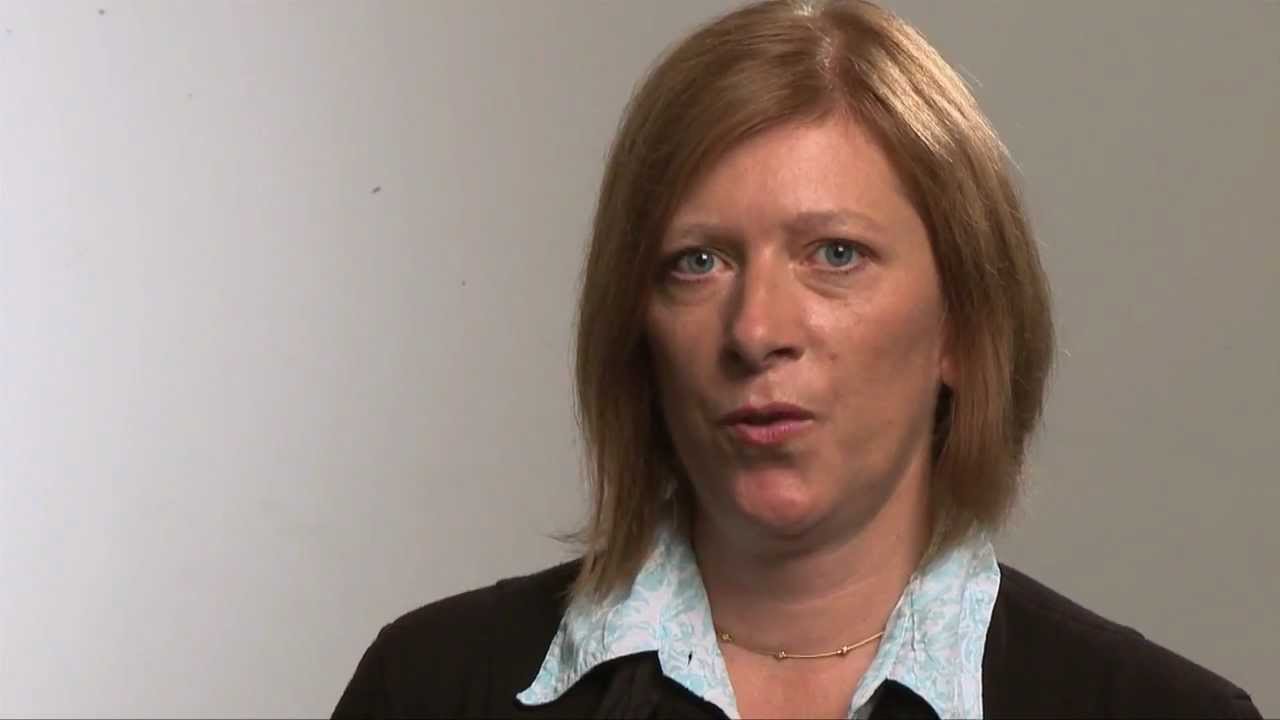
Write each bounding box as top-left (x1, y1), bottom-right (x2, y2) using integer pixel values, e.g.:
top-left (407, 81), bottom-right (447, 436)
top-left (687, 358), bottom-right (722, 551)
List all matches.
top-left (719, 402), bottom-right (815, 446)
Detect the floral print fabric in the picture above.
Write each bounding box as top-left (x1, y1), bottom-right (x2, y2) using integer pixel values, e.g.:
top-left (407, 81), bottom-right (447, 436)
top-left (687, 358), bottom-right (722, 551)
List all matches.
top-left (516, 520), bottom-right (1000, 719)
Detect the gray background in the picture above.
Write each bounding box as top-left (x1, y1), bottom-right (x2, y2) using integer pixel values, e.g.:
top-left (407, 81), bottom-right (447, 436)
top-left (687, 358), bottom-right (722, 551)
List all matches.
top-left (1, 0), bottom-right (1275, 716)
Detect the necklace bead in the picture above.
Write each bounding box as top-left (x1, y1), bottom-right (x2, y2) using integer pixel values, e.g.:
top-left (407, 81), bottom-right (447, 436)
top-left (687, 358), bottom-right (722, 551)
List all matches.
top-left (714, 626), bottom-right (885, 661)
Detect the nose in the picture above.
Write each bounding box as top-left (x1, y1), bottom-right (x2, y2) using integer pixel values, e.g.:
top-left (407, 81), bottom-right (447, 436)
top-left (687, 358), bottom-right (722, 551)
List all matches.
top-left (723, 256), bottom-right (804, 374)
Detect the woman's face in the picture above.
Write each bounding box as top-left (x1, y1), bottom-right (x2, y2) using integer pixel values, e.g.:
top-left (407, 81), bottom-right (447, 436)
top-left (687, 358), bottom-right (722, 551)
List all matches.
top-left (645, 115), bottom-right (954, 541)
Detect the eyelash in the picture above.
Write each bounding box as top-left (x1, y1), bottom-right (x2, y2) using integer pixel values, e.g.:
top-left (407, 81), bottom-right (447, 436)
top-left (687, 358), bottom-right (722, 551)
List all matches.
top-left (662, 240), bottom-right (869, 280)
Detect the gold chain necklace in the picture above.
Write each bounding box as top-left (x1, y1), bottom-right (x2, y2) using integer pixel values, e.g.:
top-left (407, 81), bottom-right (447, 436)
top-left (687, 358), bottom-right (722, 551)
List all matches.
top-left (715, 627), bottom-right (885, 661)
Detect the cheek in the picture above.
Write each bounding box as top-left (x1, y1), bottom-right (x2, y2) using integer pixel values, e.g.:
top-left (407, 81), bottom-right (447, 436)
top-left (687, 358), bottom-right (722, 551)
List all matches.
top-left (820, 294), bottom-right (945, 398)
top-left (646, 308), bottom-right (728, 459)
top-left (645, 312), bottom-right (714, 472)
top-left (645, 310), bottom-right (678, 380)
top-left (647, 305), bottom-right (716, 387)
top-left (646, 310), bottom-right (700, 415)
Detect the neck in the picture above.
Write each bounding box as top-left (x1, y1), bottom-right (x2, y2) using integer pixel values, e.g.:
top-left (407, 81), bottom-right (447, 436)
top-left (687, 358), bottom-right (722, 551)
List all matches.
top-left (691, 464), bottom-right (932, 656)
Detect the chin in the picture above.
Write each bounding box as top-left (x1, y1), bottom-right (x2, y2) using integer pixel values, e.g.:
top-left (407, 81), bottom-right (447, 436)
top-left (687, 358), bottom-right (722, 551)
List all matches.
top-left (728, 467), bottom-right (829, 537)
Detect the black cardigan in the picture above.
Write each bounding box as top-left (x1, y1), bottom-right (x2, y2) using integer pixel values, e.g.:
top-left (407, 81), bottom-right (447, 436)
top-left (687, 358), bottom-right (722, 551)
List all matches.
top-left (332, 560), bottom-right (1261, 719)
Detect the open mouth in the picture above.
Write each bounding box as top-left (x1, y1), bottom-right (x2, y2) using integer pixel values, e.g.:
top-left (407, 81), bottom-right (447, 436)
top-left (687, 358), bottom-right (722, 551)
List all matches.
top-left (726, 416), bottom-right (812, 445)
top-left (720, 404), bottom-right (815, 446)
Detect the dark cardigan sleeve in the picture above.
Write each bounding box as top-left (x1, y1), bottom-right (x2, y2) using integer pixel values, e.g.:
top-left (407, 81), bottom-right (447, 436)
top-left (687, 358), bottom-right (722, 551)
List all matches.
top-left (332, 624), bottom-right (392, 719)
top-left (1229, 690), bottom-right (1264, 719)
top-left (985, 564), bottom-right (1265, 719)
top-left (329, 577), bottom-right (518, 719)
top-left (329, 561), bottom-right (586, 719)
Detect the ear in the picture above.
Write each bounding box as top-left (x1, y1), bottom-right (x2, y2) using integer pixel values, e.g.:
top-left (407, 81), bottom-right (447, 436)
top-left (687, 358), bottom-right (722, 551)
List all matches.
top-left (939, 352), bottom-right (956, 391)
top-left (937, 312), bottom-right (957, 390)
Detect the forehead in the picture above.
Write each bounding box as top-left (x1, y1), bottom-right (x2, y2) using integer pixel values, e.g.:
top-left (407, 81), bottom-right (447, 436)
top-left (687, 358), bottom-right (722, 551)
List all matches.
top-left (666, 116), bottom-right (916, 237)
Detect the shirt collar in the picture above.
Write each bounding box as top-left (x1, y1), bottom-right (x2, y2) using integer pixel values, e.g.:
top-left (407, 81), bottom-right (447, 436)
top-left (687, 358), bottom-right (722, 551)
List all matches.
top-left (850, 531), bottom-right (1000, 718)
top-left (516, 520), bottom-right (1000, 719)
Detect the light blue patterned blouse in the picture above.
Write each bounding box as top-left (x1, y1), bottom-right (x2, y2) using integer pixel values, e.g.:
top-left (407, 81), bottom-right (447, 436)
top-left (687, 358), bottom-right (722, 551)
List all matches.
top-left (516, 518), bottom-right (1001, 719)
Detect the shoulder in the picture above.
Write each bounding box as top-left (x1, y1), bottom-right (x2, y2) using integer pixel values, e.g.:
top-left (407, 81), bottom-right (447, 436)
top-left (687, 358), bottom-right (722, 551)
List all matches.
top-left (332, 559), bottom-right (581, 718)
top-left (382, 557), bottom-right (578, 647)
top-left (985, 563), bottom-right (1260, 718)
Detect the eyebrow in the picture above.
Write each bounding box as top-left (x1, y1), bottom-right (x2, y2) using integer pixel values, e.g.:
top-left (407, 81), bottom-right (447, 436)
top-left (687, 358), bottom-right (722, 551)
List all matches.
top-left (666, 209), bottom-right (889, 243)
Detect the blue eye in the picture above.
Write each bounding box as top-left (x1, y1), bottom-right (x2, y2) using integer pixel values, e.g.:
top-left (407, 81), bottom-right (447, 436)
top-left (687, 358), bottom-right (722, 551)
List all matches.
top-left (818, 241), bottom-right (861, 268)
top-left (674, 249), bottom-right (719, 275)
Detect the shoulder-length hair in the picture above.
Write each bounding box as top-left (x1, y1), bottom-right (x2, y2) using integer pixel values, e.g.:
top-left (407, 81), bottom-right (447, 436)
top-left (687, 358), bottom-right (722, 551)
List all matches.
top-left (568, 0), bottom-right (1054, 603)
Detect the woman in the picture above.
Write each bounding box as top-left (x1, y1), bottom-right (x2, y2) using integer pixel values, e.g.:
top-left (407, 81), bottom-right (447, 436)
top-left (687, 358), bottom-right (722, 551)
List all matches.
top-left (333, 1), bottom-right (1260, 717)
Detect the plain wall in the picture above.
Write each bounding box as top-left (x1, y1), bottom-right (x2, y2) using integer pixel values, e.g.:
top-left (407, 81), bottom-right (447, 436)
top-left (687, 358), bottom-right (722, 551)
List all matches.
top-left (1, 1), bottom-right (1275, 716)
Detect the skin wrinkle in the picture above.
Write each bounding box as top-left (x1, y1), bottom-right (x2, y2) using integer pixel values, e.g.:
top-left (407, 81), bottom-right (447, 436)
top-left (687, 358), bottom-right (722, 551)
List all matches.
top-left (644, 114), bottom-right (954, 718)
